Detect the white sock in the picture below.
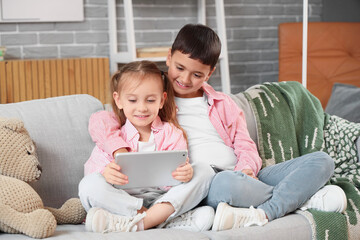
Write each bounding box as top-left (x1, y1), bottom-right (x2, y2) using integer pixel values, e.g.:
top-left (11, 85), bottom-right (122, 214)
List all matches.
top-left (136, 219), bottom-right (144, 231)
top-left (257, 208), bottom-right (268, 220)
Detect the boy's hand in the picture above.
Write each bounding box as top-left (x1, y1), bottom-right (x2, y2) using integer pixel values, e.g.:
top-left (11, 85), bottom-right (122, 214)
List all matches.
top-left (102, 161), bottom-right (129, 185)
top-left (172, 158), bottom-right (193, 183)
top-left (242, 169), bottom-right (258, 180)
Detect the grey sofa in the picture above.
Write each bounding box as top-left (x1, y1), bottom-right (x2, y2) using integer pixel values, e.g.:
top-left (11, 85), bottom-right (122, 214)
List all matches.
top-left (0, 94), bottom-right (313, 240)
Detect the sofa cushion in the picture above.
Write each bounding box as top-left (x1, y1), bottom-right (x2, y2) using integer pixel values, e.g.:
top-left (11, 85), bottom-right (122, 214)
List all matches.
top-left (325, 83), bottom-right (360, 123)
top-left (0, 94), bottom-right (104, 208)
top-left (2, 214), bottom-right (311, 240)
top-left (229, 92), bottom-right (258, 147)
top-left (0, 225), bottom-right (210, 240)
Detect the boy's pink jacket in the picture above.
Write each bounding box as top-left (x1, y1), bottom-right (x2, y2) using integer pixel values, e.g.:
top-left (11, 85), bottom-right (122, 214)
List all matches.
top-left (89, 83), bottom-right (262, 175)
top-left (85, 116), bottom-right (187, 175)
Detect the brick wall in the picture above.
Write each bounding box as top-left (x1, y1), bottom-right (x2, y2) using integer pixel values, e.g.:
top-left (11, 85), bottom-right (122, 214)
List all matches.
top-left (0, 0), bottom-right (322, 93)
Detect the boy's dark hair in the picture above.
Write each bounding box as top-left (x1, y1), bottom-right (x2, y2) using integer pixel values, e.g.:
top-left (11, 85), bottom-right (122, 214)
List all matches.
top-left (171, 24), bottom-right (221, 69)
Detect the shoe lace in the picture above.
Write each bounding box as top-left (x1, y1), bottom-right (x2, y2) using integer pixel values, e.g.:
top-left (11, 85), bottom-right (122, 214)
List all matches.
top-left (233, 206), bottom-right (268, 228)
top-left (301, 192), bottom-right (325, 211)
top-left (104, 212), bottom-right (146, 233)
top-left (165, 211), bottom-right (193, 228)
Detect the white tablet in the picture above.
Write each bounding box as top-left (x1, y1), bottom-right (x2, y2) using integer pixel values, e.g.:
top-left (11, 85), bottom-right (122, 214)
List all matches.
top-left (114, 150), bottom-right (188, 189)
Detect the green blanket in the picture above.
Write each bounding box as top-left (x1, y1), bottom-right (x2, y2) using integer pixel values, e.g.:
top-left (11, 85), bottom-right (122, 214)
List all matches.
top-left (244, 81), bottom-right (360, 240)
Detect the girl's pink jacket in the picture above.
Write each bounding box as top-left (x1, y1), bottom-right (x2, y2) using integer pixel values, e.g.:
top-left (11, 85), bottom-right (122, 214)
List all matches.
top-left (88, 83), bottom-right (262, 175)
top-left (85, 116), bottom-right (187, 175)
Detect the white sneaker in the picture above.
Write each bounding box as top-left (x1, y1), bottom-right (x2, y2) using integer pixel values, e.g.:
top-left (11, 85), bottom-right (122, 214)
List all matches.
top-left (212, 203), bottom-right (268, 231)
top-left (158, 206), bottom-right (215, 232)
top-left (85, 207), bottom-right (146, 233)
top-left (300, 185), bottom-right (347, 213)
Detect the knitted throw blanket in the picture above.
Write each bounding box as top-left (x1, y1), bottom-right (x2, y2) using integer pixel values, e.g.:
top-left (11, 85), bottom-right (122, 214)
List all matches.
top-left (244, 81), bottom-right (360, 240)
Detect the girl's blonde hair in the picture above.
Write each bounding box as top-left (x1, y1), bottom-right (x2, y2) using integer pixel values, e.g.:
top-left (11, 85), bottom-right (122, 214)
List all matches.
top-left (110, 60), bottom-right (186, 140)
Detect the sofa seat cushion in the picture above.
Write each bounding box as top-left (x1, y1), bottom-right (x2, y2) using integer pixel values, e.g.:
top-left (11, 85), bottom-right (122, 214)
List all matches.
top-left (0, 213), bottom-right (311, 240)
top-left (0, 224), bottom-right (210, 240)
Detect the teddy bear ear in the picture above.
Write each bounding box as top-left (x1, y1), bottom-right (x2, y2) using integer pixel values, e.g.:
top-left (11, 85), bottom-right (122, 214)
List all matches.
top-left (0, 117), bottom-right (25, 132)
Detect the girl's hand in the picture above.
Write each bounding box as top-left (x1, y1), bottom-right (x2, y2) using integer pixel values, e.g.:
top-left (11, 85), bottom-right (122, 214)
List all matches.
top-left (242, 169), bottom-right (258, 180)
top-left (112, 148), bottom-right (129, 158)
top-left (102, 161), bottom-right (129, 185)
top-left (172, 158), bottom-right (193, 183)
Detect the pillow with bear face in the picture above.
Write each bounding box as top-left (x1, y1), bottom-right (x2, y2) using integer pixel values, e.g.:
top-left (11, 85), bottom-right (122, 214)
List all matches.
top-left (325, 83), bottom-right (360, 123)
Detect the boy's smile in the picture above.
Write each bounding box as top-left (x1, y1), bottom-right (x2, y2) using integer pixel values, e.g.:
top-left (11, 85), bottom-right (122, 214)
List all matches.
top-left (166, 50), bottom-right (215, 98)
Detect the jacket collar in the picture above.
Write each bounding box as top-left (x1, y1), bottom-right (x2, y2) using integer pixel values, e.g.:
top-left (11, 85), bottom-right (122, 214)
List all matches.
top-left (201, 82), bottom-right (225, 105)
top-left (123, 116), bottom-right (164, 141)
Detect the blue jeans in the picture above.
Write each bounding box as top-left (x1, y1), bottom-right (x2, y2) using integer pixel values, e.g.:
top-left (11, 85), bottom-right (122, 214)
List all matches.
top-left (203, 151), bottom-right (334, 221)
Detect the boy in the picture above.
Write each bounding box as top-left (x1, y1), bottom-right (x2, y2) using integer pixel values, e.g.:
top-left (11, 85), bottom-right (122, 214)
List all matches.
top-left (88, 24), bottom-right (346, 231)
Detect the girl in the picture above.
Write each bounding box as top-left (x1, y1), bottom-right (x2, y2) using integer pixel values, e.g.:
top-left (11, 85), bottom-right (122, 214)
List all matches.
top-left (78, 61), bottom-right (215, 233)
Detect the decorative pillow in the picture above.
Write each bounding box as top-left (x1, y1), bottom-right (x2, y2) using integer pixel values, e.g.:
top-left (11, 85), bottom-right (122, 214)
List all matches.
top-left (325, 83), bottom-right (360, 123)
top-left (357, 137), bottom-right (360, 161)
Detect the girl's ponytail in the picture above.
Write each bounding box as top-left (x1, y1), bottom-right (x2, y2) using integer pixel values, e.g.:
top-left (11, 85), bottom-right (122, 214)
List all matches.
top-left (158, 72), bottom-right (187, 142)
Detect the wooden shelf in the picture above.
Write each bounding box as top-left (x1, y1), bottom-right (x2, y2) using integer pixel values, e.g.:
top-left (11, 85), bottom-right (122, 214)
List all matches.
top-left (107, 0), bottom-right (231, 93)
top-left (136, 47), bottom-right (170, 58)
